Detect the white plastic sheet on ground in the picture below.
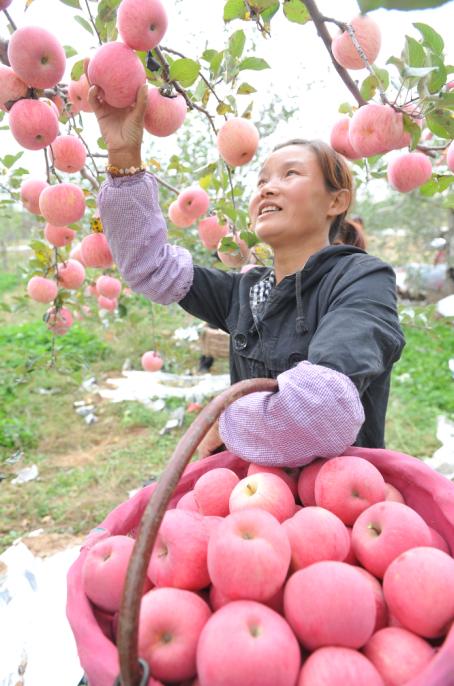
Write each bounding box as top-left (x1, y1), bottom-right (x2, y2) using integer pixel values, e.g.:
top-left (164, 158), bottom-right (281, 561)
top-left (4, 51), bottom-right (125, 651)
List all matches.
top-left (98, 370), bottom-right (230, 404)
top-left (426, 415), bottom-right (454, 480)
top-left (0, 542), bottom-right (83, 686)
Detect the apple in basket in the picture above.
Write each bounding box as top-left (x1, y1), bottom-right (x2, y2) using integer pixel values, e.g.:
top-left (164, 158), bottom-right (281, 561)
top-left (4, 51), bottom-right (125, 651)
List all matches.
top-left (82, 535), bottom-right (151, 613)
top-left (229, 472), bottom-right (296, 522)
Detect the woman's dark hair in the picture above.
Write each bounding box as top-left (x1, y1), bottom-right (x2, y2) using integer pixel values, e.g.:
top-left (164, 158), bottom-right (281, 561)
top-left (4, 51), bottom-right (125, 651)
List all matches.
top-left (272, 139), bottom-right (354, 243)
top-left (331, 218), bottom-right (367, 250)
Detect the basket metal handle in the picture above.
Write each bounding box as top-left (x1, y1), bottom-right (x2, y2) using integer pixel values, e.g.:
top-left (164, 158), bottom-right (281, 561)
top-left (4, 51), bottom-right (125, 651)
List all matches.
top-left (116, 377), bottom-right (278, 686)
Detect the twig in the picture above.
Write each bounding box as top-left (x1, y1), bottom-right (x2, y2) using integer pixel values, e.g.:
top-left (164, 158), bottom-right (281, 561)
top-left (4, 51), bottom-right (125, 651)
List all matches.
top-left (0, 37), bottom-right (9, 66)
top-left (81, 166), bottom-right (100, 191)
top-left (43, 149), bottom-right (52, 184)
top-left (3, 9), bottom-right (17, 31)
top-left (244, 0), bottom-right (271, 37)
top-left (160, 45), bottom-right (223, 106)
top-left (83, 0), bottom-right (102, 46)
top-left (153, 45), bottom-right (218, 135)
top-left (46, 146), bottom-right (63, 183)
top-left (299, 0), bottom-right (367, 107)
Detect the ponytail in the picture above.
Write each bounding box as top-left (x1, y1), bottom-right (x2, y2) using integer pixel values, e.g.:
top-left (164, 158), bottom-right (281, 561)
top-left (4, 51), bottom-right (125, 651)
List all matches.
top-left (330, 218), bottom-right (367, 250)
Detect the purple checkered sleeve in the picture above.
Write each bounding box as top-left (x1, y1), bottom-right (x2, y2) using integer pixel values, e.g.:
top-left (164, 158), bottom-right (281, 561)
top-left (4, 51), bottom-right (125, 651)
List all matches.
top-left (219, 361), bottom-right (365, 467)
top-left (97, 172), bottom-right (194, 305)
top-left (98, 174), bottom-right (364, 467)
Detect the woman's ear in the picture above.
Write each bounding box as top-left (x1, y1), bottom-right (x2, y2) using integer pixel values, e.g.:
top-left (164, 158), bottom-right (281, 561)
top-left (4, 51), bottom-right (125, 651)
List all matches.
top-left (328, 189), bottom-right (351, 218)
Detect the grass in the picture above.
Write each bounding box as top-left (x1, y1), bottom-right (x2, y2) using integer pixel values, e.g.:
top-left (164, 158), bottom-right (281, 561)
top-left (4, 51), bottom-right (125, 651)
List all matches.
top-left (0, 270), bottom-right (452, 552)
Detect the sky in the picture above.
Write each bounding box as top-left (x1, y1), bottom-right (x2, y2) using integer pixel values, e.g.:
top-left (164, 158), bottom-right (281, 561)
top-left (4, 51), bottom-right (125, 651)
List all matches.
top-left (0, 0), bottom-right (453, 182)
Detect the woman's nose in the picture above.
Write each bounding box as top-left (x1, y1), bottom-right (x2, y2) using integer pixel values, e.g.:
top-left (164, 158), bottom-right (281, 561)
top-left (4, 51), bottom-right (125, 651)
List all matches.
top-left (260, 179), bottom-right (278, 196)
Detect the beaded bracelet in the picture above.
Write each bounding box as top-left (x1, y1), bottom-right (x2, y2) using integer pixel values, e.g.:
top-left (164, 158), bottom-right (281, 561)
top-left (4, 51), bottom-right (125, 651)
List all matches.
top-left (106, 163), bottom-right (146, 177)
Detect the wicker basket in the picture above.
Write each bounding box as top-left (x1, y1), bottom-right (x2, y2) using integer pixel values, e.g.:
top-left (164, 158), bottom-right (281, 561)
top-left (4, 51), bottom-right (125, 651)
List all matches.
top-left (200, 325), bottom-right (230, 359)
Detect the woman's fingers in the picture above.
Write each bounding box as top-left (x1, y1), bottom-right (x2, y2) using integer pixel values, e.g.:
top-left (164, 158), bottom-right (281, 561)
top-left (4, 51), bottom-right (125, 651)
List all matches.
top-left (132, 83), bottom-right (148, 125)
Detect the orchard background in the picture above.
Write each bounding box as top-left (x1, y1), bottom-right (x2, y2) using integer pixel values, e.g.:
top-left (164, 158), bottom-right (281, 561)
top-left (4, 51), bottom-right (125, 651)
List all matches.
top-left (0, 0), bottom-right (453, 552)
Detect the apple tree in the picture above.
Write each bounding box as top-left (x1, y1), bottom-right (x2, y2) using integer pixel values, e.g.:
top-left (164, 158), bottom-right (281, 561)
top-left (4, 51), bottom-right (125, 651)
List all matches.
top-left (0, 0), bottom-right (453, 353)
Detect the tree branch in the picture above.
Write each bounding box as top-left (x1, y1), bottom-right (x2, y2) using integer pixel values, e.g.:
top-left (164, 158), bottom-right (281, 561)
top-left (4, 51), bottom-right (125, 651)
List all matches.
top-left (0, 37), bottom-right (9, 66)
top-left (300, 0), bottom-right (367, 107)
top-left (2, 9), bottom-right (16, 31)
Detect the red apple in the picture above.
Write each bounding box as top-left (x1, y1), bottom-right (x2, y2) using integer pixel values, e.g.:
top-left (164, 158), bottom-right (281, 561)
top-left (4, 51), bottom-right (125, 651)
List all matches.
top-left (428, 526), bottom-right (450, 554)
top-left (87, 41), bottom-right (146, 109)
top-left (144, 87), bottom-right (187, 137)
top-left (0, 65), bottom-right (28, 111)
top-left (45, 306), bottom-right (73, 335)
top-left (147, 509), bottom-right (211, 590)
top-left (9, 98), bottom-right (59, 150)
top-left (82, 535), bottom-right (141, 613)
top-left (27, 276), bottom-right (58, 303)
top-left (229, 472), bottom-right (295, 522)
top-left (197, 600), bottom-right (301, 686)
top-left (283, 506), bottom-right (350, 571)
top-left (57, 258), bottom-right (86, 290)
top-left (117, 0), bottom-right (168, 51)
top-left (314, 455), bottom-right (386, 526)
top-left (247, 463), bottom-right (299, 498)
top-left (176, 490), bottom-right (200, 512)
top-left (80, 233), bottom-right (113, 269)
top-left (207, 509), bottom-right (291, 602)
top-left (364, 626), bottom-right (434, 686)
top-left (351, 501), bottom-right (432, 578)
top-left (20, 178), bottom-right (48, 215)
top-left (298, 646), bottom-right (385, 686)
top-left (356, 567), bottom-right (388, 632)
top-left (138, 587), bottom-right (210, 683)
top-left (284, 561), bottom-right (376, 650)
top-left (383, 546), bottom-right (454, 638)
top-left (8, 26), bottom-right (66, 89)
top-left (297, 458), bottom-right (326, 506)
top-left (39, 183), bottom-right (86, 225)
top-left (193, 468), bottom-right (240, 516)
top-left (44, 224), bottom-right (76, 247)
top-left (384, 482), bottom-right (405, 503)
top-left (141, 350), bottom-right (163, 372)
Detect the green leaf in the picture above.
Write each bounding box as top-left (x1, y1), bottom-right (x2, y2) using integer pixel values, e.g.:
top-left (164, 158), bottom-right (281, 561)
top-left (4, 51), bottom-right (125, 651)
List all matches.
top-left (1, 152), bottom-right (23, 169)
top-left (261, 1), bottom-right (280, 23)
top-left (442, 193), bottom-right (454, 209)
top-left (218, 236), bottom-right (238, 252)
top-left (216, 101), bottom-right (235, 115)
top-left (97, 136), bottom-right (107, 150)
top-left (238, 56), bottom-right (270, 71)
top-left (387, 56), bottom-right (405, 75)
top-left (426, 108), bottom-right (454, 138)
top-left (402, 66), bottom-right (437, 78)
top-left (360, 75), bottom-right (379, 101)
top-left (237, 82), bottom-right (257, 94)
top-left (413, 22), bottom-right (444, 55)
top-left (248, 0), bottom-right (277, 10)
top-left (358, 0), bottom-right (452, 11)
top-left (372, 66), bottom-right (390, 90)
top-left (402, 114), bottom-right (422, 150)
top-left (338, 102), bottom-right (354, 115)
top-left (283, 0), bottom-right (311, 24)
top-left (239, 229), bottom-right (260, 247)
top-left (74, 15), bottom-right (94, 35)
top-left (403, 35), bottom-right (426, 68)
top-left (210, 51), bottom-right (224, 79)
top-left (70, 59), bottom-right (85, 81)
top-left (229, 29), bottom-right (246, 59)
top-left (96, 0), bottom-right (122, 24)
top-left (60, 0), bottom-right (81, 8)
top-left (427, 53), bottom-right (447, 93)
top-left (64, 45), bottom-right (78, 58)
top-left (224, 0), bottom-right (246, 22)
top-left (201, 49), bottom-right (217, 63)
top-left (169, 58), bottom-right (200, 87)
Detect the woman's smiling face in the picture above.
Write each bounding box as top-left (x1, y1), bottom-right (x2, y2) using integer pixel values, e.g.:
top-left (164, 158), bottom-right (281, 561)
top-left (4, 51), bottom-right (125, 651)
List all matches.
top-left (248, 144), bottom-right (341, 249)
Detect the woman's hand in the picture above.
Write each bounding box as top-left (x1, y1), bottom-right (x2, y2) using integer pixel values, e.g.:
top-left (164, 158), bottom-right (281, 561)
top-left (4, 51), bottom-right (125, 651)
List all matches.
top-left (87, 76), bottom-right (148, 168)
top-left (197, 419), bottom-right (224, 459)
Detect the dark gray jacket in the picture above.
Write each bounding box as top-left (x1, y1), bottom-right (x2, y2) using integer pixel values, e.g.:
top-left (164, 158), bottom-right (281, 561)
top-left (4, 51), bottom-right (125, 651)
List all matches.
top-left (180, 245), bottom-right (405, 448)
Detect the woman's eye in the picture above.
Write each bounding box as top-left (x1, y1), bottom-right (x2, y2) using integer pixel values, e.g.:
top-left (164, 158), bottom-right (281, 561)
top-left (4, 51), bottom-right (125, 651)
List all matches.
top-left (257, 178), bottom-right (266, 186)
top-left (286, 169), bottom-right (298, 176)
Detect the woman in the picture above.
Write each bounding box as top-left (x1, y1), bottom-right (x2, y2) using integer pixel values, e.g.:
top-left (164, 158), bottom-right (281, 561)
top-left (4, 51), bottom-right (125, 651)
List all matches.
top-left (90, 84), bottom-right (405, 467)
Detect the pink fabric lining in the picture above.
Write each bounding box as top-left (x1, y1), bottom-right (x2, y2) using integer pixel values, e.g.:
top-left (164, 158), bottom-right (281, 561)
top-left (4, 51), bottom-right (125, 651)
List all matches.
top-left (66, 449), bottom-right (454, 686)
